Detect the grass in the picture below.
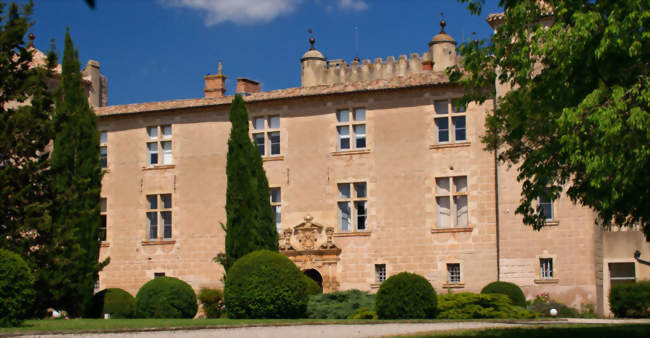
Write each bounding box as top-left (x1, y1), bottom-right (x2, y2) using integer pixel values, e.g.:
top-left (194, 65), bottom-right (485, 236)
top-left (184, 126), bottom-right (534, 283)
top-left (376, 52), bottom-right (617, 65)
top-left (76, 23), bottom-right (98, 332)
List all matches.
top-left (399, 324), bottom-right (650, 338)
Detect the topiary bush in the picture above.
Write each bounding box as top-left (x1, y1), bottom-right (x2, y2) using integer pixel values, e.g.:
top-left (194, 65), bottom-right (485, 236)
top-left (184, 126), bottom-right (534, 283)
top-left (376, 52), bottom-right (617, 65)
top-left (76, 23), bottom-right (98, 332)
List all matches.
top-left (481, 281), bottom-right (526, 307)
top-left (609, 281), bottom-right (650, 318)
top-left (0, 249), bottom-right (35, 327)
top-left (197, 288), bottom-right (225, 318)
top-left (225, 250), bottom-right (308, 318)
top-left (304, 275), bottom-right (322, 296)
top-left (135, 277), bottom-right (198, 318)
top-left (306, 289), bottom-right (375, 319)
top-left (88, 288), bottom-right (135, 318)
top-left (375, 272), bottom-right (437, 319)
top-left (437, 292), bottom-right (535, 319)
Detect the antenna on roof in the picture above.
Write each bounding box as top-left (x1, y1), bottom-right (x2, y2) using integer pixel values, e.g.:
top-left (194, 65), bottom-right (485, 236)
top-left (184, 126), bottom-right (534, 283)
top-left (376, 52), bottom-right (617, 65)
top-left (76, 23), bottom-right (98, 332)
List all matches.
top-left (354, 26), bottom-right (360, 62)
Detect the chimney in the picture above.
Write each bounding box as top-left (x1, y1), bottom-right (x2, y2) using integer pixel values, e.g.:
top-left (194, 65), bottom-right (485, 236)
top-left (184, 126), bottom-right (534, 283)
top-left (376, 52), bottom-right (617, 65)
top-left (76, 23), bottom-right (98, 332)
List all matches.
top-left (236, 78), bottom-right (260, 96)
top-left (204, 61), bottom-right (227, 98)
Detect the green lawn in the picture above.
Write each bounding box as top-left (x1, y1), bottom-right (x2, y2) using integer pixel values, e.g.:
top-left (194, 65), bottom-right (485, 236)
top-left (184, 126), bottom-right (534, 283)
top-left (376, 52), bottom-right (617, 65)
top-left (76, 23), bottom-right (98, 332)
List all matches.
top-left (401, 324), bottom-right (650, 338)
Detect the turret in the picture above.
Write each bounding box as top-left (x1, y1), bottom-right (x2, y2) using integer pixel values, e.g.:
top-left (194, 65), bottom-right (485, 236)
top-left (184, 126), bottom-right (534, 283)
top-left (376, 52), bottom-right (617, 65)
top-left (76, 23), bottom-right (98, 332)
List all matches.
top-left (429, 19), bottom-right (457, 72)
top-left (301, 37), bottom-right (326, 87)
top-left (82, 60), bottom-right (108, 107)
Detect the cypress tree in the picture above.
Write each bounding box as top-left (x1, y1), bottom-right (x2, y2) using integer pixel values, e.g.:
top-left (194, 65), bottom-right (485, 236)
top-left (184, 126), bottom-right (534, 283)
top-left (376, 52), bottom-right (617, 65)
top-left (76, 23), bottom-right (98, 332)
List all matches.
top-left (218, 94), bottom-right (277, 272)
top-left (47, 29), bottom-right (108, 317)
top-left (0, 1), bottom-right (56, 316)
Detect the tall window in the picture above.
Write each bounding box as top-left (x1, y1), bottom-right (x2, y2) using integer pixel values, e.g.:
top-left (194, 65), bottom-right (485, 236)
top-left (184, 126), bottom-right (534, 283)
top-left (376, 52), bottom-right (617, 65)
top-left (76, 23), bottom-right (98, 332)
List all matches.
top-left (447, 263), bottom-right (461, 284)
top-left (100, 131), bottom-right (107, 168)
top-left (147, 125), bottom-right (172, 165)
top-left (375, 264), bottom-right (386, 283)
top-left (338, 182), bottom-right (367, 232)
top-left (609, 262), bottom-right (635, 288)
top-left (540, 258), bottom-right (554, 279)
top-left (270, 188), bottom-right (281, 233)
top-left (435, 176), bottom-right (468, 228)
top-left (538, 187), bottom-right (554, 220)
top-left (434, 99), bottom-right (466, 144)
top-left (99, 198), bottom-right (107, 241)
top-left (146, 194), bottom-right (172, 240)
top-left (336, 108), bottom-right (366, 150)
top-left (252, 115), bottom-right (280, 157)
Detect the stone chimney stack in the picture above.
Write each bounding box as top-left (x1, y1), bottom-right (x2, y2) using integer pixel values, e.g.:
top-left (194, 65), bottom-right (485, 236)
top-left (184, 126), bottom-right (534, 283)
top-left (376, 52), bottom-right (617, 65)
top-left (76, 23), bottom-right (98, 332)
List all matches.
top-left (204, 61), bottom-right (227, 98)
top-left (82, 60), bottom-right (108, 107)
top-left (236, 78), bottom-right (260, 96)
top-left (429, 20), bottom-right (457, 73)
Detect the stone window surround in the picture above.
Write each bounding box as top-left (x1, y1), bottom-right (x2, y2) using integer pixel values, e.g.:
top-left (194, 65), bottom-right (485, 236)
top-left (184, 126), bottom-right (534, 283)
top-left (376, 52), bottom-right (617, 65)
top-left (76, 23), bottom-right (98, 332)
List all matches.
top-left (251, 114), bottom-right (281, 158)
top-left (145, 193), bottom-right (174, 242)
top-left (100, 130), bottom-right (108, 169)
top-left (433, 98), bottom-right (467, 145)
top-left (337, 181), bottom-right (368, 233)
top-left (371, 263), bottom-right (387, 288)
top-left (335, 107), bottom-right (367, 152)
top-left (99, 197), bottom-right (107, 243)
top-left (433, 175), bottom-right (470, 231)
top-left (270, 187), bottom-right (282, 233)
top-left (535, 253), bottom-right (559, 284)
top-left (146, 124), bottom-right (173, 167)
top-left (443, 261), bottom-right (465, 289)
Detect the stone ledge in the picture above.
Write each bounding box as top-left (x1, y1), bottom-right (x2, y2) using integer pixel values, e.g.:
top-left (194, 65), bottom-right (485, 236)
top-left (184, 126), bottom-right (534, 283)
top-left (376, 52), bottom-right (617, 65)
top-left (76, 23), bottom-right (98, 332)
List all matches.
top-left (142, 164), bottom-right (176, 171)
top-left (334, 231), bottom-right (371, 237)
top-left (534, 278), bottom-right (559, 284)
top-left (429, 142), bottom-right (471, 150)
top-left (100, 242), bottom-right (110, 248)
top-left (442, 283), bottom-right (465, 289)
top-left (431, 227), bottom-right (473, 234)
top-left (331, 149), bottom-right (372, 156)
top-left (262, 155), bottom-right (284, 162)
top-left (141, 240), bottom-right (176, 246)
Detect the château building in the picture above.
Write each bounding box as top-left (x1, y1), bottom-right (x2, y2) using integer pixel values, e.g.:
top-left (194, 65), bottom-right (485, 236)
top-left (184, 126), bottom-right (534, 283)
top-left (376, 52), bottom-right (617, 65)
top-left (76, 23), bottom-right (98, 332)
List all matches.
top-left (91, 17), bottom-right (649, 316)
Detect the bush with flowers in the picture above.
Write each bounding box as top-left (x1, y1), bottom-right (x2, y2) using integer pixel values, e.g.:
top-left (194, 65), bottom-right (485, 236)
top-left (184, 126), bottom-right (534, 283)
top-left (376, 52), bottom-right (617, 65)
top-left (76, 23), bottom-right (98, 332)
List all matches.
top-left (198, 288), bottom-right (226, 318)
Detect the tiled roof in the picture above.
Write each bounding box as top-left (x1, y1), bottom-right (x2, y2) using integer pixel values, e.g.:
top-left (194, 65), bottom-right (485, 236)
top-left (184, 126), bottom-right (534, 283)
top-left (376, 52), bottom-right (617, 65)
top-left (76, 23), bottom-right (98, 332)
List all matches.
top-left (95, 71), bottom-right (453, 117)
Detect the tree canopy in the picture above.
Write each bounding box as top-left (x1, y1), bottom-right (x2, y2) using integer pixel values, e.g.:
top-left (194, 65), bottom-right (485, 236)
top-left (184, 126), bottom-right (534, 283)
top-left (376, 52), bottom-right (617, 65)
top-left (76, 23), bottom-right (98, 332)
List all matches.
top-left (451, 0), bottom-right (650, 238)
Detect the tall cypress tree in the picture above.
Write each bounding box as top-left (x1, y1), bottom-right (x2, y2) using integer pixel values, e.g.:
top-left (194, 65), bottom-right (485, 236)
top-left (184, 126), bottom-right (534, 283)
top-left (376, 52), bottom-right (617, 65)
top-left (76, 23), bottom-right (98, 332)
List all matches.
top-left (47, 30), bottom-right (107, 317)
top-left (218, 94), bottom-right (277, 272)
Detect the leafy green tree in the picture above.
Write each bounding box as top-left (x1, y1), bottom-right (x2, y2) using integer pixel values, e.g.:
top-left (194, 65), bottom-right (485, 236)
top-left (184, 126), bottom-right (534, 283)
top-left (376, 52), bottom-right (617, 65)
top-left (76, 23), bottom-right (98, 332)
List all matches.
top-left (217, 94), bottom-right (277, 272)
top-left (451, 0), bottom-right (650, 238)
top-left (0, 1), bottom-right (54, 265)
top-left (47, 29), bottom-right (108, 317)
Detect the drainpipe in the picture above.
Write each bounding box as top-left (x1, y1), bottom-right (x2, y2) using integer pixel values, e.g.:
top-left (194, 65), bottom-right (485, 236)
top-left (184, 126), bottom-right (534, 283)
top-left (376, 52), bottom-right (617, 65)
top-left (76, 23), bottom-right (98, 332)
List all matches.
top-left (494, 78), bottom-right (501, 281)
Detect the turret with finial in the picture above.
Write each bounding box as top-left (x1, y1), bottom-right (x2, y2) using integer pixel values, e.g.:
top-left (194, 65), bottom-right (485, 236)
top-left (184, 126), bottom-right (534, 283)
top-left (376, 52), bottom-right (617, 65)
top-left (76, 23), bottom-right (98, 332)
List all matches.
top-left (301, 28), bottom-right (326, 87)
top-left (428, 14), bottom-right (457, 72)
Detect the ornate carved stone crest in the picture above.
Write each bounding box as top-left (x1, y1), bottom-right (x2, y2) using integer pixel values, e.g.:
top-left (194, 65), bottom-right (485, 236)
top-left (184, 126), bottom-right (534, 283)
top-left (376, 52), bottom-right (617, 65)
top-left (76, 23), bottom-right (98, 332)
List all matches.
top-left (278, 215), bottom-right (340, 253)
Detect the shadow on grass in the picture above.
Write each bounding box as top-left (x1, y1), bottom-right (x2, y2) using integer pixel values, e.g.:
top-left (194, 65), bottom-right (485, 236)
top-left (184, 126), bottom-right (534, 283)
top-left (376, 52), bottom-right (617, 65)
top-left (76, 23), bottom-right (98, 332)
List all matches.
top-left (406, 324), bottom-right (650, 338)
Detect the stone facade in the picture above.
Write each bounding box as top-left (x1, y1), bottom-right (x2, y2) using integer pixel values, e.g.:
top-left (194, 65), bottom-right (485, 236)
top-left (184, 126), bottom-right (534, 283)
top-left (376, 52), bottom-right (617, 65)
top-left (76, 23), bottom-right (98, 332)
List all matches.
top-left (94, 19), bottom-right (649, 317)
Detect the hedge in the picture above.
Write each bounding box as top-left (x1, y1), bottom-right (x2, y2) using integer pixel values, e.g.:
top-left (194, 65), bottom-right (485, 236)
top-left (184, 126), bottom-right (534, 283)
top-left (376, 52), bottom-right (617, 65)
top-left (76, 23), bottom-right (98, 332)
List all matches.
top-left (306, 289), bottom-right (375, 319)
top-left (375, 272), bottom-right (437, 319)
top-left (225, 250), bottom-right (308, 318)
top-left (609, 282), bottom-right (650, 318)
top-left (197, 288), bottom-right (225, 318)
top-left (437, 292), bottom-right (535, 319)
top-left (0, 249), bottom-right (35, 327)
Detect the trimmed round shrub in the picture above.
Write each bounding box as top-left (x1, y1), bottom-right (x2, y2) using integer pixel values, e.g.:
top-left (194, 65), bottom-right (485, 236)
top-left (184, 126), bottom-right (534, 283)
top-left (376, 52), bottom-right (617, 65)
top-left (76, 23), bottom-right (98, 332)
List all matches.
top-left (375, 272), bottom-right (437, 319)
top-left (0, 249), bottom-right (35, 327)
top-left (135, 277), bottom-right (197, 318)
top-left (198, 288), bottom-right (225, 318)
top-left (481, 281), bottom-right (526, 307)
top-left (609, 282), bottom-right (650, 318)
top-left (304, 275), bottom-right (322, 296)
top-left (89, 288), bottom-right (135, 318)
top-left (225, 250), bottom-right (308, 318)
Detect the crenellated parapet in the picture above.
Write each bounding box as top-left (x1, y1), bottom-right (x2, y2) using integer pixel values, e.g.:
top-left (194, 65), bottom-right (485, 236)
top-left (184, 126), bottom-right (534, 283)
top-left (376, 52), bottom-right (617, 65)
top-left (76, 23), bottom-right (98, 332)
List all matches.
top-left (300, 20), bottom-right (456, 87)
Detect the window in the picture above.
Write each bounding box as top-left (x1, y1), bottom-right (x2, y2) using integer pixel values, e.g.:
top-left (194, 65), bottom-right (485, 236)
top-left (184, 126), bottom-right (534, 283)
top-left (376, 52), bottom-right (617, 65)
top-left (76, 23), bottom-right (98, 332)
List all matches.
top-left (375, 264), bottom-right (386, 283)
top-left (434, 99), bottom-right (466, 144)
top-left (336, 108), bottom-right (366, 150)
top-left (609, 262), bottom-right (635, 288)
top-left (540, 258), bottom-right (554, 279)
top-left (94, 279), bottom-right (100, 292)
top-left (538, 187), bottom-right (554, 220)
top-left (338, 182), bottom-right (367, 232)
top-left (270, 188), bottom-right (281, 233)
top-left (154, 272), bottom-right (166, 278)
top-left (252, 115), bottom-right (281, 157)
top-left (435, 176), bottom-right (468, 228)
top-left (100, 131), bottom-right (107, 168)
top-left (146, 125), bottom-right (172, 165)
top-left (447, 263), bottom-right (461, 284)
top-left (146, 194), bottom-right (172, 240)
top-left (99, 198), bottom-right (107, 241)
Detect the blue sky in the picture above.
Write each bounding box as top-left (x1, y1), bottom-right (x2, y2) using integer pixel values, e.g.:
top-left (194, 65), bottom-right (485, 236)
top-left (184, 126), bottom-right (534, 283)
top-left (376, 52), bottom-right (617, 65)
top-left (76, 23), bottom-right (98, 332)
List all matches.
top-left (26, 0), bottom-right (501, 106)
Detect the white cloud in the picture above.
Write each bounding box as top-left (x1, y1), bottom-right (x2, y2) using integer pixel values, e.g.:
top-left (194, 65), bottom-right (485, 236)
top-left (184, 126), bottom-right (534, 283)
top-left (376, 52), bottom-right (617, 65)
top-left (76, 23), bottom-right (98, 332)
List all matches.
top-left (337, 0), bottom-right (368, 11)
top-left (159, 0), bottom-right (302, 26)
top-left (159, 0), bottom-right (369, 26)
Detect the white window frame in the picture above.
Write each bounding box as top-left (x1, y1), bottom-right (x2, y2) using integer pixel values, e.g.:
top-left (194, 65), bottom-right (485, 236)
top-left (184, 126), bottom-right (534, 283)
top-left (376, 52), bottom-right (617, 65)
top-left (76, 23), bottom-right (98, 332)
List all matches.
top-left (100, 131), bottom-right (108, 169)
top-left (336, 108), bottom-right (366, 151)
top-left (434, 99), bottom-right (467, 144)
top-left (435, 176), bottom-right (469, 229)
top-left (540, 258), bottom-right (554, 279)
top-left (251, 115), bottom-right (281, 157)
top-left (146, 193), bottom-right (173, 240)
top-left (337, 182), bottom-right (367, 232)
top-left (375, 264), bottom-right (386, 283)
top-left (146, 125), bottom-right (173, 166)
top-left (447, 263), bottom-right (461, 284)
top-left (270, 187), bottom-right (282, 233)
